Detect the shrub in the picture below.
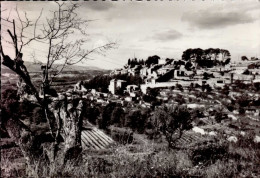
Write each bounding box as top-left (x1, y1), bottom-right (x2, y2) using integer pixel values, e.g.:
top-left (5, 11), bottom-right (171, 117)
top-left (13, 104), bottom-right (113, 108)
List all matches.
top-left (192, 109), bottom-right (205, 119)
top-left (84, 106), bottom-right (100, 125)
top-left (215, 112), bottom-right (228, 123)
top-left (235, 131), bottom-right (259, 149)
top-left (236, 94), bottom-right (250, 107)
top-left (242, 69), bottom-right (250, 75)
top-left (125, 110), bottom-right (146, 133)
top-left (239, 107), bottom-right (245, 115)
top-left (226, 104), bottom-right (235, 112)
top-left (204, 159), bottom-right (238, 178)
top-left (99, 103), bottom-right (117, 129)
top-left (189, 139), bottom-right (229, 165)
top-left (1, 88), bottom-right (19, 134)
top-left (109, 127), bottom-right (133, 144)
top-left (175, 94), bottom-right (186, 104)
top-left (176, 84), bottom-right (184, 92)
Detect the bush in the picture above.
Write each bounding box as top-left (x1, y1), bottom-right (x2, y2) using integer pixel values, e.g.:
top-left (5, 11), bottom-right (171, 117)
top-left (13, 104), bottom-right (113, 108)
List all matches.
top-left (242, 69), bottom-right (250, 75)
top-left (84, 106), bottom-right (101, 125)
top-left (215, 112), bottom-right (228, 123)
top-left (204, 159), bottom-right (238, 178)
top-left (236, 94), bottom-right (250, 107)
top-left (176, 84), bottom-right (184, 92)
top-left (1, 88), bottom-right (20, 137)
top-left (175, 94), bottom-right (186, 104)
top-left (99, 103), bottom-right (117, 129)
top-left (235, 131), bottom-right (259, 149)
top-left (239, 107), bottom-right (245, 115)
top-left (192, 109), bottom-right (205, 119)
top-left (226, 104), bottom-right (235, 112)
top-left (190, 139), bottom-right (229, 165)
top-left (109, 127), bottom-right (133, 144)
top-left (125, 110), bottom-right (147, 133)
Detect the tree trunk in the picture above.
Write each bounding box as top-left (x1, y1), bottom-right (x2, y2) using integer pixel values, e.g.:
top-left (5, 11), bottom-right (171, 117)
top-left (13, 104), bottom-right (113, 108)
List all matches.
top-left (47, 94), bottom-right (83, 164)
top-left (4, 93), bottom-right (84, 177)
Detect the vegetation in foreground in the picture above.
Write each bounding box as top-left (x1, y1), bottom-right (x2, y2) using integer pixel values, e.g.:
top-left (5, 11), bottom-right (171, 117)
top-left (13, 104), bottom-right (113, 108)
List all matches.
top-left (1, 130), bottom-right (259, 177)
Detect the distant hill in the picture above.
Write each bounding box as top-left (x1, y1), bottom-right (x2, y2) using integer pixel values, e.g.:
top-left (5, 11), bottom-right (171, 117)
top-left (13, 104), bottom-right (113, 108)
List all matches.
top-left (1, 61), bottom-right (109, 74)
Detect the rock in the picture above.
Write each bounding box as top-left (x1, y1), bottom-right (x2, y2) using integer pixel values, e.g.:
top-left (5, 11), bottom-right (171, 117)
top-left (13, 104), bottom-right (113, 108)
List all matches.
top-left (187, 104), bottom-right (205, 109)
top-left (192, 127), bottom-right (206, 135)
top-left (233, 110), bottom-right (239, 114)
top-left (225, 130), bottom-right (232, 135)
top-left (208, 131), bottom-right (217, 136)
top-left (228, 114), bottom-right (238, 121)
top-left (227, 136), bottom-right (238, 143)
top-left (254, 135), bottom-right (260, 143)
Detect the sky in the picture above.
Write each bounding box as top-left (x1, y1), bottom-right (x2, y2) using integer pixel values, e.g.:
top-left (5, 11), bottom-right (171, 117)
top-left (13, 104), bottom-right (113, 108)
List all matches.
top-left (1, 1), bottom-right (260, 69)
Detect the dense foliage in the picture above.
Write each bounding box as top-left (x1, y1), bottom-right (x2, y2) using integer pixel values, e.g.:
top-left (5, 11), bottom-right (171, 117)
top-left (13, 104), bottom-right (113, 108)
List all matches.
top-left (127, 58), bottom-right (144, 68)
top-left (145, 55), bottom-right (160, 67)
top-left (151, 105), bottom-right (193, 148)
top-left (182, 48), bottom-right (231, 68)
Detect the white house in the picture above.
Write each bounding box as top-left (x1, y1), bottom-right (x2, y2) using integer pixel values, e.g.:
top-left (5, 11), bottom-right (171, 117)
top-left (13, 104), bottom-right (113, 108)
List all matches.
top-left (140, 67), bottom-right (148, 77)
top-left (158, 58), bottom-right (166, 65)
top-left (108, 79), bottom-right (127, 94)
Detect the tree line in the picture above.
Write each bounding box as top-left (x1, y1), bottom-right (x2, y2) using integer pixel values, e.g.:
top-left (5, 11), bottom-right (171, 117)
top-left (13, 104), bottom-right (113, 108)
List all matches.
top-left (127, 55), bottom-right (162, 68)
top-left (182, 48), bottom-right (231, 69)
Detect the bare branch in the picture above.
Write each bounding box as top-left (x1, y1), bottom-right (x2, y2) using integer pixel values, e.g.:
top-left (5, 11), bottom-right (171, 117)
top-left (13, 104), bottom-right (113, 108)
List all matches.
top-left (1, 18), bottom-right (13, 23)
top-left (67, 42), bottom-right (117, 65)
top-left (7, 8), bottom-right (12, 21)
top-left (2, 2), bottom-right (116, 91)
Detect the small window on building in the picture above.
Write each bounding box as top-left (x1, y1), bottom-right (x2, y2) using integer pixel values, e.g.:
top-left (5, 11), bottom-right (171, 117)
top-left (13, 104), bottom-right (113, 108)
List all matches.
top-left (217, 80), bottom-right (224, 84)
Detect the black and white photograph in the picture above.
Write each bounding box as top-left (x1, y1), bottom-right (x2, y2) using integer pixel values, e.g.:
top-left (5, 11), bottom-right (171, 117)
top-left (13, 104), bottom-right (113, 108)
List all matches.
top-left (1, 0), bottom-right (260, 177)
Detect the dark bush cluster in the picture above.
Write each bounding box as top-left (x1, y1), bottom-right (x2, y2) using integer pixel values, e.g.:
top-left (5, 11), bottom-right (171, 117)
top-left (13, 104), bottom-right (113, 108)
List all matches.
top-left (189, 139), bottom-right (229, 165)
top-left (109, 127), bottom-right (133, 144)
top-left (182, 48), bottom-right (231, 68)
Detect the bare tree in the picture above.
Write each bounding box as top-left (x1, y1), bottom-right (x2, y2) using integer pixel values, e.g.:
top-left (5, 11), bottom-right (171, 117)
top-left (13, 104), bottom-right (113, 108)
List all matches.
top-left (1, 2), bottom-right (116, 176)
top-left (2, 2), bottom-right (116, 98)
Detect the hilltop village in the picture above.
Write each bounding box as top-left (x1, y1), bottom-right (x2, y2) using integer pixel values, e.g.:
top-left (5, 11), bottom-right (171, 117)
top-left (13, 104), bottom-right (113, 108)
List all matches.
top-left (78, 54), bottom-right (259, 112)
top-left (68, 49), bottom-right (260, 145)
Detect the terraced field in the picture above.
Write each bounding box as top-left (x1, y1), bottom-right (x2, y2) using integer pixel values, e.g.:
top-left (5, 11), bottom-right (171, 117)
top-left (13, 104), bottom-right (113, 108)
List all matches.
top-left (175, 132), bottom-right (204, 147)
top-left (81, 128), bottom-right (114, 150)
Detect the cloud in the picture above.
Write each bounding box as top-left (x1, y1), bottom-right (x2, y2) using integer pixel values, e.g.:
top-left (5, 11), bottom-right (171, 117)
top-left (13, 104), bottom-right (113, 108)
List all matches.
top-left (150, 30), bottom-right (183, 42)
top-left (182, 10), bottom-right (256, 29)
top-left (82, 1), bottom-right (114, 11)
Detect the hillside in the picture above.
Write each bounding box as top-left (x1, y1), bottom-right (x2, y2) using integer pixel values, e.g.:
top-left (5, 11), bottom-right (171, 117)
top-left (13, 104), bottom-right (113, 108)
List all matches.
top-left (1, 61), bottom-right (111, 92)
top-left (1, 61), bottom-right (108, 74)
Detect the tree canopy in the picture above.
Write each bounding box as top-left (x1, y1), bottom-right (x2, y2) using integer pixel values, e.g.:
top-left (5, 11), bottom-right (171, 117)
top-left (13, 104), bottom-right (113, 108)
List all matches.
top-left (182, 48), bottom-right (231, 68)
top-left (145, 55), bottom-right (160, 67)
top-left (152, 105), bottom-right (192, 148)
